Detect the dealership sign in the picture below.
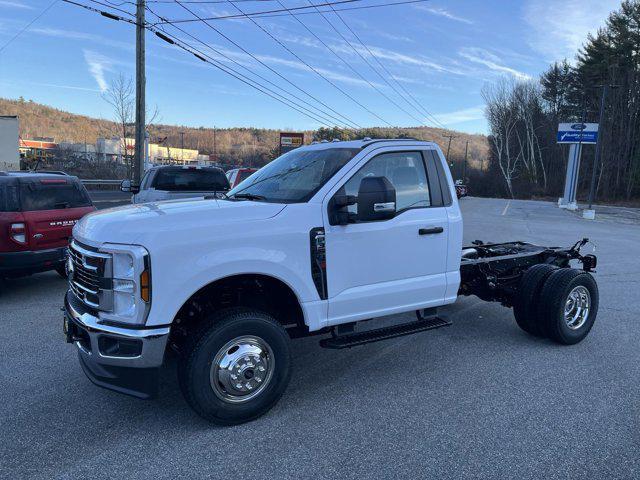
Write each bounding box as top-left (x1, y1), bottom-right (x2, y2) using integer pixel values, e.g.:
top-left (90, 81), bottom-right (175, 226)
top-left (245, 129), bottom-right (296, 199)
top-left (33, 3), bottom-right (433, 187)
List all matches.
top-left (279, 132), bottom-right (304, 155)
top-left (557, 123), bottom-right (599, 144)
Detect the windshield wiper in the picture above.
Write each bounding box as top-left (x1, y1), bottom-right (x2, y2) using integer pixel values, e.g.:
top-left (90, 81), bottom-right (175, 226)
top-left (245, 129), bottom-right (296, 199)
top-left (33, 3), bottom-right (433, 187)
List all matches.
top-left (231, 193), bottom-right (266, 201)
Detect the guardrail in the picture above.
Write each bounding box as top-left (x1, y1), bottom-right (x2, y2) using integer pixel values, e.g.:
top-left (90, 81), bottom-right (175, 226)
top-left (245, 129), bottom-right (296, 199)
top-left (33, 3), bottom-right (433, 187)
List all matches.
top-left (80, 179), bottom-right (123, 185)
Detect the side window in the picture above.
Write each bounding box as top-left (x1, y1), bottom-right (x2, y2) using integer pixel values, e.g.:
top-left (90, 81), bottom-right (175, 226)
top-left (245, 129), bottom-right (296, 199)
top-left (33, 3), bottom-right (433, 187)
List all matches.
top-left (140, 171), bottom-right (153, 190)
top-left (342, 151), bottom-right (430, 216)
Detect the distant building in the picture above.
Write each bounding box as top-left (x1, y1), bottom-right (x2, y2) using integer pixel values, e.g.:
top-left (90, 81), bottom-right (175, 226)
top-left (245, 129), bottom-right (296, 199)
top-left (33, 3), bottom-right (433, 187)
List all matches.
top-left (18, 137), bottom-right (58, 163)
top-left (0, 116), bottom-right (20, 171)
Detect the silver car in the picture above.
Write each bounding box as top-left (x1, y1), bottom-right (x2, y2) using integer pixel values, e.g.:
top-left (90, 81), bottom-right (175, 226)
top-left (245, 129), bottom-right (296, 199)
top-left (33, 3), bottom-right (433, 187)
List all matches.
top-left (121, 166), bottom-right (230, 204)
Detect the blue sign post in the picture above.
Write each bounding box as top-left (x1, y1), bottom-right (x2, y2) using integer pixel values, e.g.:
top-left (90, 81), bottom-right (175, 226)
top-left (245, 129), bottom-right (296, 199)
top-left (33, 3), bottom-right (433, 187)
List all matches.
top-left (557, 122), bottom-right (598, 210)
top-left (557, 123), bottom-right (599, 144)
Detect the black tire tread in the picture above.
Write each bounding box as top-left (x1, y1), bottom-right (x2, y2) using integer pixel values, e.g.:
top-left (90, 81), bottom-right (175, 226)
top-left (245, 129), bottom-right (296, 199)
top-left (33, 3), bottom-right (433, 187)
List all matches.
top-left (178, 307), bottom-right (291, 425)
top-left (539, 269), bottom-right (599, 344)
top-left (513, 264), bottom-right (558, 337)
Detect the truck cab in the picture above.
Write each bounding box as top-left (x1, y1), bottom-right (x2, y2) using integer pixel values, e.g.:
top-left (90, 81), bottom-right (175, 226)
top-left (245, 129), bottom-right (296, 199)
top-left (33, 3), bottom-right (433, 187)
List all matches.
top-left (63, 139), bottom-right (598, 425)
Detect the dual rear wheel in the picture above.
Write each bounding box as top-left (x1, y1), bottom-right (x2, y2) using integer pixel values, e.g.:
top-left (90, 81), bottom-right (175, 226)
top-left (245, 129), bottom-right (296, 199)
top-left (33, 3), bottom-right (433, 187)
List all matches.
top-left (513, 265), bottom-right (599, 344)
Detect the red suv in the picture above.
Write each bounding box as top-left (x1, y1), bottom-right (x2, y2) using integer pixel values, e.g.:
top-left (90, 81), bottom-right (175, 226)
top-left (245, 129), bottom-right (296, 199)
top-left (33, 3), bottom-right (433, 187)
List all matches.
top-left (0, 172), bottom-right (96, 278)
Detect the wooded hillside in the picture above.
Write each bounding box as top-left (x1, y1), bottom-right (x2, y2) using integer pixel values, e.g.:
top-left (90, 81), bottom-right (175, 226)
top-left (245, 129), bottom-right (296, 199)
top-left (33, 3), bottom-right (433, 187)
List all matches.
top-left (0, 97), bottom-right (487, 171)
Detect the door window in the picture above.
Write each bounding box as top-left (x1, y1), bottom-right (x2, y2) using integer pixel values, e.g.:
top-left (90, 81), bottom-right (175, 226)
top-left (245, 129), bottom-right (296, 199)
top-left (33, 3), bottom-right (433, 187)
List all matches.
top-left (342, 151), bottom-right (430, 216)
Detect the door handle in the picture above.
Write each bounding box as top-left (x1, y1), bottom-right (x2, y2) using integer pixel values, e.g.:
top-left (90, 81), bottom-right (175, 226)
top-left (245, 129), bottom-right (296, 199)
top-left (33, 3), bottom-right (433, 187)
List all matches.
top-left (419, 227), bottom-right (444, 235)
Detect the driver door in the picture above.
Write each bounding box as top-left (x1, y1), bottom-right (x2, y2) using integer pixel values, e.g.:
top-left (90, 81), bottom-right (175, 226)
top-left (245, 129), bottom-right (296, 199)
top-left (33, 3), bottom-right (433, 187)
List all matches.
top-left (323, 149), bottom-right (449, 326)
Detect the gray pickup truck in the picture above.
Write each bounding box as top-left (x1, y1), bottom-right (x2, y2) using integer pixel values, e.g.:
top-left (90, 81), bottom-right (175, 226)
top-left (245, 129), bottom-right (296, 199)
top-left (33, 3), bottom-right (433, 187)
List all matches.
top-left (121, 165), bottom-right (230, 204)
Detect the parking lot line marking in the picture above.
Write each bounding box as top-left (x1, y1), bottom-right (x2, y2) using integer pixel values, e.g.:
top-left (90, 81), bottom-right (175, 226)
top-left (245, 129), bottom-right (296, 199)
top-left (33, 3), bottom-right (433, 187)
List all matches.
top-left (501, 200), bottom-right (511, 216)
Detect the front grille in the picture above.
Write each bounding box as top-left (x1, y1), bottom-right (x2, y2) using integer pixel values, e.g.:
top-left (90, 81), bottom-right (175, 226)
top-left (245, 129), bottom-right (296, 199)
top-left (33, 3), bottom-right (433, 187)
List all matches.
top-left (68, 241), bottom-right (111, 309)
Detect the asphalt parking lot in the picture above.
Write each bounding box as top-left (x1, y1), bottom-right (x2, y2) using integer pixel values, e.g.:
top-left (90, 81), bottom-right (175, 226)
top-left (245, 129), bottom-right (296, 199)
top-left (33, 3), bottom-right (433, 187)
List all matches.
top-left (1, 197), bottom-right (639, 479)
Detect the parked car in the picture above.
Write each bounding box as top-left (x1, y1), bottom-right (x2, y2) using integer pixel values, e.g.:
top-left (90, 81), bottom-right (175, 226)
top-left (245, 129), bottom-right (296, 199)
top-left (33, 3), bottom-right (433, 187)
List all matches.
top-left (455, 182), bottom-right (468, 198)
top-left (226, 167), bottom-right (258, 189)
top-left (64, 139), bottom-right (599, 425)
top-left (0, 172), bottom-right (95, 279)
top-left (121, 165), bottom-right (230, 203)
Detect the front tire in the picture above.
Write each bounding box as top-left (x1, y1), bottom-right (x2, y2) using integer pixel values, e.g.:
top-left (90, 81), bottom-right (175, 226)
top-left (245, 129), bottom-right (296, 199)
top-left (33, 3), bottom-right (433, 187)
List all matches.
top-left (178, 308), bottom-right (292, 425)
top-left (539, 269), bottom-right (599, 345)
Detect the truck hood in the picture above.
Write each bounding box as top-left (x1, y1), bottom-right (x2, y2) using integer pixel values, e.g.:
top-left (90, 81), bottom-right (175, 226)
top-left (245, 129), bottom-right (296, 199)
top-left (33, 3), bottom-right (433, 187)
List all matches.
top-left (74, 198), bottom-right (286, 247)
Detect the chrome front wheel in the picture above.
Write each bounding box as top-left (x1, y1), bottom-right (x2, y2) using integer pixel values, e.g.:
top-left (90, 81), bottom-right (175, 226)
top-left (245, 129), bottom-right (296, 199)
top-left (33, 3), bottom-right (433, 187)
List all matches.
top-left (210, 335), bottom-right (275, 404)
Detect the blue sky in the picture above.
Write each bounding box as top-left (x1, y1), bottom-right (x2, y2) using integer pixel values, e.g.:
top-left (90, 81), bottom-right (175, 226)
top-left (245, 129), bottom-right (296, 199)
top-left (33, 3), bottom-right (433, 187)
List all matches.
top-left (0, 0), bottom-right (622, 133)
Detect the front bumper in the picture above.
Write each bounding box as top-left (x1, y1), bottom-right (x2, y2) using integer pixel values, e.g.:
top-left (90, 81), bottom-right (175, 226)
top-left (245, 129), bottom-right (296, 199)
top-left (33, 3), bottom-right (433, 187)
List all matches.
top-left (63, 291), bottom-right (170, 399)
top-left (0, 246), bottom-right (67, 275)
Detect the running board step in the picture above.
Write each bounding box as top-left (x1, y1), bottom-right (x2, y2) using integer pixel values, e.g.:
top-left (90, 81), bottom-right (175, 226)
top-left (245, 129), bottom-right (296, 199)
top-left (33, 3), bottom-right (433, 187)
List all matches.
top-left (319, 317), bottom-right (451, 349)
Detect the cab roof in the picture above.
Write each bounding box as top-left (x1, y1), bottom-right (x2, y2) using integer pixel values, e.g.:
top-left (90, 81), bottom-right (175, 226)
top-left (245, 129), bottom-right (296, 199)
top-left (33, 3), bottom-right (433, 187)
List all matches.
top-left (302, 138), bottom-right (436, 151)
top-left (0, 171), bottom-right (79, 183)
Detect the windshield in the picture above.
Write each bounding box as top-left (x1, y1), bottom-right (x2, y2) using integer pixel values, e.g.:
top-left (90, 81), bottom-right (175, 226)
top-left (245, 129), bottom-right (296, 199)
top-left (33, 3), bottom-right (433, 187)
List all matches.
top-left (228, 147), bottom-right (360, 203)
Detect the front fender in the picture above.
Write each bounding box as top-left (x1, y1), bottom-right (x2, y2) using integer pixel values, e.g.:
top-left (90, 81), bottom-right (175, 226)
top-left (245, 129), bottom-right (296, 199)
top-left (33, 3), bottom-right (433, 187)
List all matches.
top-left (145, 258), bottom-right (318, 327)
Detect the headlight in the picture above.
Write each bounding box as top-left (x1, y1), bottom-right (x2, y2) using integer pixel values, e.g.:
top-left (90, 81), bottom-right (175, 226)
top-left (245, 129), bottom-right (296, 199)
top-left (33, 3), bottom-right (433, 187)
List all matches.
top-left (98, 244), bottom-right (151, 326)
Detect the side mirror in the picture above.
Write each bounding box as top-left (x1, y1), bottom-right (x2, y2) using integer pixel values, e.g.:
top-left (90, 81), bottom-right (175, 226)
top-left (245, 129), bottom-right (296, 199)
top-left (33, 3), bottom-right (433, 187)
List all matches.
top-left (357, 176), bottom-right (396, 222)
top-left (329, 194), bottom-right (357, 226)
top-left (120, 179), bottom-right (139, 194)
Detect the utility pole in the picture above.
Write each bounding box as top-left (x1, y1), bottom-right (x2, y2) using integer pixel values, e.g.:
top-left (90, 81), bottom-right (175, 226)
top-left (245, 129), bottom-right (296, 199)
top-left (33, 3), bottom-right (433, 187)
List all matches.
top-left (133, 0), bottom-right (146, 187)
top-left (462, 140), bottom-right (468, 181)
top-left (587, 85), bottom-right (616, 210)
top-left (213, 126), bottom-right (217, 163)
top-left (443, 134), bottom-right (457, 160)
top-left (180, 131), bottom-right (185, 163)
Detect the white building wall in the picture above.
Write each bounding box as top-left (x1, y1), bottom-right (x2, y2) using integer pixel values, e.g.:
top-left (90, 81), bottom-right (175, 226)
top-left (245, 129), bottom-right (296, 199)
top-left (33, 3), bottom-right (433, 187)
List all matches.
top-left (0, 116), bottom-right (19, 171)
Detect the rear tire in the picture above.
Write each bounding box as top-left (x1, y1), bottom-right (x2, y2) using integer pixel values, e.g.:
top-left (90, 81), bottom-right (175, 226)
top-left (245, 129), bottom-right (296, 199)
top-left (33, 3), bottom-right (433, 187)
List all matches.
top-left (513, 264), bottom-right (558, 337)
top-left (178, 307), bottom-right (292, 425)
top-left (539, 269), bottom-right (599, 345)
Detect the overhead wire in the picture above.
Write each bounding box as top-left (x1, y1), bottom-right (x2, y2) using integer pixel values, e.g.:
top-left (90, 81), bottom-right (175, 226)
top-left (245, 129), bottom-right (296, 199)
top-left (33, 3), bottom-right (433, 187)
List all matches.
top-left (153, 0), bottom-right (363, 24)
top-left (0, 0), bottom-right (59, 54)
top-left (62, 0), bottom-right (350, 128)
top-left (326, 1), bottom-right (449, 129)
top-left (274, 0), bottom-right (428, 126)
top-left (223, 0), bottom-right (395, 126)
top-left (165, 0), bottom-right (361, 129)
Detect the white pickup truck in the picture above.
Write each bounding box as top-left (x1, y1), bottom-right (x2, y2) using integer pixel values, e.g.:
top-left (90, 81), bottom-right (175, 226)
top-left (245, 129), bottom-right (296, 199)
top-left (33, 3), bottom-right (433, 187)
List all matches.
top-left (63, 139), bottom-right (599, 425)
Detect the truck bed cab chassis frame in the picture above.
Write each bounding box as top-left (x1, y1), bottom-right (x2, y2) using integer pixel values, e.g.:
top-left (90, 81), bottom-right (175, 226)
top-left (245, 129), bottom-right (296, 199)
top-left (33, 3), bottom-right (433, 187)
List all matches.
top-left (459, 238), bottom-right (596, 306)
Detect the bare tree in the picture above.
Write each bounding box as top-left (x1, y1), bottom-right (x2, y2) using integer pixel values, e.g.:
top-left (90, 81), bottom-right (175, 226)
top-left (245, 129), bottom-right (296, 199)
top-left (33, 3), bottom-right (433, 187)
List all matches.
top-left (102, 73), bottom-right (159, 176)
top-left (103, 74), bottom-right (134, 175)
top-left (483, 79), bottom-right (519, 197)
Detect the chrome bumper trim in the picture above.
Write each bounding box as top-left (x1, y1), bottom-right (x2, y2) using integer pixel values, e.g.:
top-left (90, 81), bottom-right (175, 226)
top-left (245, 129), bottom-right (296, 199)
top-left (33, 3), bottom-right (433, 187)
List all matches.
top-left (64, 292), bottom-right (169, 368)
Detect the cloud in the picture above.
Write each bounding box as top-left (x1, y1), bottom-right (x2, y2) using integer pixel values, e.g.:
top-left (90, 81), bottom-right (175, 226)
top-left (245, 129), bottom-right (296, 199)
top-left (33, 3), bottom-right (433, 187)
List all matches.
top-left (523, 0), bottom-right (620, 60)
top-left (459, 47), bottom-right (531, 80)
top-left (0, 1), bottom-right (33, 9)
top-left (433, 105), bottom-right (485, 125)
top-left (416, 5), bottom-right (473, 24)
top-left (256, 53), bottom-right (385, 89)
top-left (30, 82), bottom-right (101, 93)
top-left (83, 50), bottom-right (113, 93)
top-left (30, 27), bottom-right (133, 51)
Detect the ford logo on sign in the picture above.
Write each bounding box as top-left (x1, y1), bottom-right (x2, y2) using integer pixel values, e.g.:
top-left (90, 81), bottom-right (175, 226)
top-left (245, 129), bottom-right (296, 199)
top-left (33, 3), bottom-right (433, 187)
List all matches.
top-left (571, 123), bottom-right (587, 130)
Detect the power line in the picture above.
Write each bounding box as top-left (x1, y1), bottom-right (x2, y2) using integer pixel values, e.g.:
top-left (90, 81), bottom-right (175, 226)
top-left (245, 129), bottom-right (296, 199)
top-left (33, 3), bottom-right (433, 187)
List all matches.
top-left (176, 0), bottom-right (433, 21)
top-left (154, 0), bottom-right (364, 24)
top-left (326, 2), bottom-right (449, 130)
top-left (302, 0), bottom-right (430, 126)
top-left (63, 1), bottom-right (347, 127)
top-left (162, 0), bottom-right (360, 129)
top-left (270, 0), bottom-right (397, 126)
top-left (0, 0), bottom-right (59, 54)
top-left (224, 0), bottom-right (394, 126)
